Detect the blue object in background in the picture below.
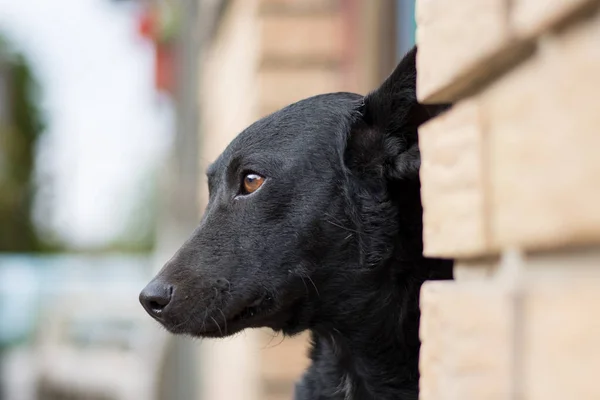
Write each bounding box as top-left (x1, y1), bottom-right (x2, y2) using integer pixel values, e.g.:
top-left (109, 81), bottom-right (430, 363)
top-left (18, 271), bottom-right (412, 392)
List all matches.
top-left (0, 258), bottom-right (40, 346)
top-left (0, 254), bottom-right (152, 347)
top-left (396, 0), bottom-right (417, 59)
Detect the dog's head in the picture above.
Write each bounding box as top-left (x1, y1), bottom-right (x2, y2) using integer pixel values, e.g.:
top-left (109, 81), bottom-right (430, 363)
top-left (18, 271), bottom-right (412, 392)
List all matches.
top-left (140, 48), bottom-right (445, 338)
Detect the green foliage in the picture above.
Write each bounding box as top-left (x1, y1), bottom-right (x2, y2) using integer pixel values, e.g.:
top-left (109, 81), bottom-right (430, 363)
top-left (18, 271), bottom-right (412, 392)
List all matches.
top-left (0, 34), bottom-right (46, 252)
top-left (0, 34), bottom-right (157, 254)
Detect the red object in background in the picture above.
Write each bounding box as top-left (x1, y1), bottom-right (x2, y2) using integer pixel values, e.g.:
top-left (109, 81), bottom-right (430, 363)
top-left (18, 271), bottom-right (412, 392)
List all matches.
top-left (136, 6), bottom-right (176, 95)
top-left (155, 44), bottom-right (175, 95)
top-left (137, 7), bottom-right (156, 39)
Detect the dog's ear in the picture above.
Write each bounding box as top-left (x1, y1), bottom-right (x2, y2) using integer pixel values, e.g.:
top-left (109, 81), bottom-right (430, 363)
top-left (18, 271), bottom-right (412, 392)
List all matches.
top-left (346, 47), bottom-right (448, 180)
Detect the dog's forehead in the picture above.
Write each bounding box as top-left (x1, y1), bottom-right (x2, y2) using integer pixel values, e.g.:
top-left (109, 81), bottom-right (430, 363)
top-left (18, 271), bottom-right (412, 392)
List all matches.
top-left (214, 93), bottom-right (362, 168)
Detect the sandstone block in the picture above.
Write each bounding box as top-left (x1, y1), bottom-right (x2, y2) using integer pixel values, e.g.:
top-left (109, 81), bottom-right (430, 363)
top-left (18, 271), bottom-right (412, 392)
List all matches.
top-left (522, 255), bottom-right (600, 400)
top-left (512, 0), bottom-right (599, 38)
top-left (259, 14), bottom-right (343, 64)
top-left (419, 100), bottom-right (489, 258)
top-left (453, 257), bottom-right (500, 281)
top-left (486, 13), bottom-right (600, 250)
top-left (257, 67), bottom-right (340, 116)
top-left (416, 0), bottom-right (511, 103)
top-left (420, 281), bottom-right (513, 400)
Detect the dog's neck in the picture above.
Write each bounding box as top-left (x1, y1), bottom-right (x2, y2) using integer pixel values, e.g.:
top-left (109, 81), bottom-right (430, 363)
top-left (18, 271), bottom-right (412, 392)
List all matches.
top-left (307, 181), bottom-right (452, 399)
top-left (310, 260), bottom-right (436, 399)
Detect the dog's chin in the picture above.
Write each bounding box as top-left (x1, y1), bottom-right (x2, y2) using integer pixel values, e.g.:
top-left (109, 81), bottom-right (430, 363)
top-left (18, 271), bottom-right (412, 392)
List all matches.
top-left (162, 295), bottom-right (307, 339)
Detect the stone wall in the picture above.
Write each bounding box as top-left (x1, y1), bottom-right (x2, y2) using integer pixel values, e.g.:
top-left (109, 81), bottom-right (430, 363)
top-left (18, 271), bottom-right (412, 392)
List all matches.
top-left (416, 1), bottom-right (600, 399)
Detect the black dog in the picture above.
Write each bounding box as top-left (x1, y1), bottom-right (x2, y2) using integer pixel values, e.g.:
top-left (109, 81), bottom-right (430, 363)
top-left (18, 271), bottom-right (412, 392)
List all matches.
top-left (140, 47), bottom-right (452, 400)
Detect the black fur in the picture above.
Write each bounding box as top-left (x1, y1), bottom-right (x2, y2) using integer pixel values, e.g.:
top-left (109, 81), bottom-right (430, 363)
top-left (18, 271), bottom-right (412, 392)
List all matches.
top-left (140, 47), bottom-right (453, 399)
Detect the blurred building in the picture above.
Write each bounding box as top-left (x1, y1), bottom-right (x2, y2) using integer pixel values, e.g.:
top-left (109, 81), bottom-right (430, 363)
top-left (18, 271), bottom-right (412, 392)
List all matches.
top-left (195, 1), bottom-right (415, 399)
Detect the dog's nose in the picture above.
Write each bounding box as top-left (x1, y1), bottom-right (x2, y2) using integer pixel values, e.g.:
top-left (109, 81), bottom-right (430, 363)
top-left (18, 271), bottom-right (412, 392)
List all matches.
top-left (139, 280), bottom-right (173, 318)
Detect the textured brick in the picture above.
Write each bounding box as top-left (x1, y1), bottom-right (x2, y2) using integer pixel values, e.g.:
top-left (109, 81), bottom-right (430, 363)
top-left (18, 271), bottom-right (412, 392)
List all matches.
top-left (419, 281), bottom-right (513, 400)
top-left (257, 67), bottom-right (341, 115)
top-left (259, 13), bottom-right (343, 64)
top-left (512, 0), bottom-right (599, 38)
top-left (416, 0), bottom-right (511, 103)
top-left (419, 100), bottom-right (489, 258)
top-left (486, 13), bottom-right (600, 250)
top-left (522, 251), bottom-right (600, 400)
top-left (453, 257), bottom-right (500, 281)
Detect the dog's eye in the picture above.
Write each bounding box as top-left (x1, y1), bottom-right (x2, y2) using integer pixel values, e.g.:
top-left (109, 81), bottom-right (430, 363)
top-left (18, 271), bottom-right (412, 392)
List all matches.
top-left (241, 173), bottom-right (265, 195)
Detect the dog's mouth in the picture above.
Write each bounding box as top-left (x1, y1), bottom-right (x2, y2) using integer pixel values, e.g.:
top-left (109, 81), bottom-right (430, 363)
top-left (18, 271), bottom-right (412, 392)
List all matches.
top-left (230, 294), bottom-right (273, 323)
top-left (190, 293), bottom-right (278, 338)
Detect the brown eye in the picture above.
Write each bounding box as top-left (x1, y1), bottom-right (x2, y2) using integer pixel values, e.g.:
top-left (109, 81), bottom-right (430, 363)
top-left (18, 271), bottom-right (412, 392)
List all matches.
top-left (242, 173), bottom-right (265, 195)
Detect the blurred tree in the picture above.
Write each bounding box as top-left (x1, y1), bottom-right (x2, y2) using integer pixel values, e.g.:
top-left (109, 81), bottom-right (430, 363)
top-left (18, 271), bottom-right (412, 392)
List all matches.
top-left (0, 35), bottom-right (46, 252)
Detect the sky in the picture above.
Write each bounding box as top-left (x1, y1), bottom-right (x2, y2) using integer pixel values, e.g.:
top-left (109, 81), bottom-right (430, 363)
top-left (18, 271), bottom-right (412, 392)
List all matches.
top-left (0, 0), bottom-right (173, 248)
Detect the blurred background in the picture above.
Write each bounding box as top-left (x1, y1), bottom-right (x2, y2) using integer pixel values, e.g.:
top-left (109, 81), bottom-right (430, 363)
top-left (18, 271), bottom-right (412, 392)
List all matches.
top-left (0, 0), bottom-right (417, 399)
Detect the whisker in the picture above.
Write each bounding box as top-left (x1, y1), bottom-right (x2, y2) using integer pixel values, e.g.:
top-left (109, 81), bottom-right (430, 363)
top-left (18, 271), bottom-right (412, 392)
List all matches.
top-left (263, 332), bottom-right (286, 349)
top-left (299, 275), bottom-right (309, 297)
top-left (218, 308), bottom-right (228, 335)
top-left (171, 310), bottom-right (195, 331)
top-left (324, 219), bottom-right (359, 234)
top-left (305, 274), bottom-right (320, 298)
top-left (210, 316), bottom-right (223, 336)
top-left (324, 212), bottom-right (346, 224)
top-left (262, 331), bottom-right (278, 349)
